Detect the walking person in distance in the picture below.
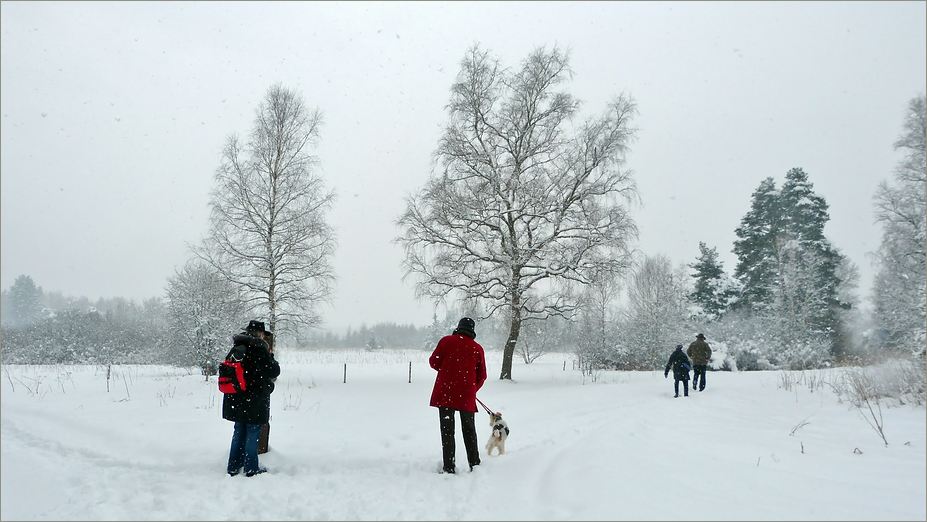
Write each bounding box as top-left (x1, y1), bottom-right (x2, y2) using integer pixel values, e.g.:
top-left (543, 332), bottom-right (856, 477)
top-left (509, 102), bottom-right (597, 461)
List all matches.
top-left (664, 344), bottom-right (692, 398)
top-left (429, 317), bottom-right (487, 474)
top-left (687, 333), bottom-right (712, 392)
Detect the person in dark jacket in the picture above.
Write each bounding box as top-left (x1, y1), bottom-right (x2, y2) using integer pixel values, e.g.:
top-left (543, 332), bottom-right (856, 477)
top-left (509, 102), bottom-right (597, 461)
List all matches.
top-left (664, 344), bottom-right (691, 398)
top-left (429, 317), bottom-right (487, 474)
top-left (223, 320), bottom-right (280, 477)
top-left (687, 333), bottom-right (712, 392)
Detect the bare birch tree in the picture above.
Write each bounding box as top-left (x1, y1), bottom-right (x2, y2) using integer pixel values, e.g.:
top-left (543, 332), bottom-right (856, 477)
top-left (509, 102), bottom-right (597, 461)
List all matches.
top-left (575, 269), bottom-right (622, 373)
top-left (621, 255), bottom-right (690, 370)
top-left (195, 84), bottom-right (336, 339)
top-left (872, 94), bottom-right (926, 355)
top-left (396, 45), bottom-right (639, 379)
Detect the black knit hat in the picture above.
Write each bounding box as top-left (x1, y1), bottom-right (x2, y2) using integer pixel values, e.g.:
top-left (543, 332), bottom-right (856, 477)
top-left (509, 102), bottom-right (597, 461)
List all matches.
top-left (453, 317), bottom-right (476, 339)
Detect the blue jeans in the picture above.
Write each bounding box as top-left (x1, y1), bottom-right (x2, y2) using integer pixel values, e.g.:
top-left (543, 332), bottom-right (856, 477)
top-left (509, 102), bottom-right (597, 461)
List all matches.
top-left (227, 422), bottom-right (263, 475)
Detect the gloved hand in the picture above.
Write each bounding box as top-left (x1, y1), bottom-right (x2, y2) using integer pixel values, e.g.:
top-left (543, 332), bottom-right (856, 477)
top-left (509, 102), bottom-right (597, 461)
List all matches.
top-left (664, 371), bottom-right (668, 378)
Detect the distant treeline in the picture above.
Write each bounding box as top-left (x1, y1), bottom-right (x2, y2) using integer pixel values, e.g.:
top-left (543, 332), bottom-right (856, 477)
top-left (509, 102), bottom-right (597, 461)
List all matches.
top-left (310, 323), bottom-right (435, 351)
top-left (0, 283), bottom-right (451, 365)
top-left (1, 304), bottom-right (169, 365)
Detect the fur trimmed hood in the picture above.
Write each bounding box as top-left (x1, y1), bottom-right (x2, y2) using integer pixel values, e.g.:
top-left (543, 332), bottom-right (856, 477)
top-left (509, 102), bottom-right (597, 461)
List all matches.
top-left (232, 332), bottom-right (269, 351)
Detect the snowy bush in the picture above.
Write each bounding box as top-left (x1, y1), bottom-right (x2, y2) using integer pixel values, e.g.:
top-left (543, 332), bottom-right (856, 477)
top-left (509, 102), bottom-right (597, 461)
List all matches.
top-left (706, 340), bottom-right (736, 371)
top-left (771, 338), bottom-right (834, 370)
top-left (830, 358), bottom-right (926, 407)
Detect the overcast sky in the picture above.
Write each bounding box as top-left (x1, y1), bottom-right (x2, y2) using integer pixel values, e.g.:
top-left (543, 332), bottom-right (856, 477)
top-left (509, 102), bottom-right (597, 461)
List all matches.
top-left (2, 1), bottom-right (925, 331)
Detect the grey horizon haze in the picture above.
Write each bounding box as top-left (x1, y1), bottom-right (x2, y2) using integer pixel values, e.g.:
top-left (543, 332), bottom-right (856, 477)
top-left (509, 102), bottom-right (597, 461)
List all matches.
top-left (2, 1), bottom-right (925, 332)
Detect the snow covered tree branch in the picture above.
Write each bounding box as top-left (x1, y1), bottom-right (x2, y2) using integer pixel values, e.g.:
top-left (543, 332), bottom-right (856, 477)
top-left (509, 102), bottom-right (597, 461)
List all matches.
top-left (396, 45), bottom-right (639, 379)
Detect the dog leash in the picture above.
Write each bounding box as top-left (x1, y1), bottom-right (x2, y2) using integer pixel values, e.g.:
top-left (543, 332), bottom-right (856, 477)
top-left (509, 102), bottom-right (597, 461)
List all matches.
top-left (476, 397), bottom-right (495, 416)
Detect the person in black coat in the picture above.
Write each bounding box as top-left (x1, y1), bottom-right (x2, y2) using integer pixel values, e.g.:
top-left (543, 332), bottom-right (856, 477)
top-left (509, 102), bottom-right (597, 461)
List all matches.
top-left (664, 344), bottom-right (691, 398)
top-left (223, 320), bottom-right (280, 477)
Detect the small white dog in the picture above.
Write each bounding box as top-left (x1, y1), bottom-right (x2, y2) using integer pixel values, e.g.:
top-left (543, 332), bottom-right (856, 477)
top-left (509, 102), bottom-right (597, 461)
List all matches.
top-left (485, 412), bottom-right (510, 456)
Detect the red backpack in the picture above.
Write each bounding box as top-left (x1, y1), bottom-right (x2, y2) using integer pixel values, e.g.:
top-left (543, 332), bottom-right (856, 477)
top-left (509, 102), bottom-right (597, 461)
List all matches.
top-left (218, 346), bottom-right (247, 394)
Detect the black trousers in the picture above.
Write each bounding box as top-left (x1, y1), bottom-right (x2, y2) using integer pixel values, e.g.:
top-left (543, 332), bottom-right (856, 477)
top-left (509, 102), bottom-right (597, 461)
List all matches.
top-left (692, 364), bottom-right (708, 390)
top-left (674, 379), bottom-right (689, 397)
top-left (438, 406), bottom-right (480, 472)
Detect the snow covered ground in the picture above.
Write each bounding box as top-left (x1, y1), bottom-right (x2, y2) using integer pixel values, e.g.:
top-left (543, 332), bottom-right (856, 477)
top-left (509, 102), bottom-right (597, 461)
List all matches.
top-left (1, 349), bottom-right (924, 521)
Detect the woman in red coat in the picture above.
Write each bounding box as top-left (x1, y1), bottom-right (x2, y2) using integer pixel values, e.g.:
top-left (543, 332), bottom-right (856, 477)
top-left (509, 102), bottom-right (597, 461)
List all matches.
top-left (429, 317), bottom-right (487, 474)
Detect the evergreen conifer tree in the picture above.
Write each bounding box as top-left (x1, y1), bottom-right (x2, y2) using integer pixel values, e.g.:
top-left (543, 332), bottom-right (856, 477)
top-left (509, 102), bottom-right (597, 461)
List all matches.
top-left (8, 275), bottom-right (44, 327)
top-left (688, 242), bottom-right (738, 321)
top-left (732, 177), bottom-right (781, 311)
top-left (778, 168), bottom-right (848, 354)
top-left (732, 169), bottom-right (850, 359)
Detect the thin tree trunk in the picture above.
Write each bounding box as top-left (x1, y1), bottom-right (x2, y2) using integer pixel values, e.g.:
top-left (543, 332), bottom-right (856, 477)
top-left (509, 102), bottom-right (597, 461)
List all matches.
top-left (500, 304), bottom-right (522, 380)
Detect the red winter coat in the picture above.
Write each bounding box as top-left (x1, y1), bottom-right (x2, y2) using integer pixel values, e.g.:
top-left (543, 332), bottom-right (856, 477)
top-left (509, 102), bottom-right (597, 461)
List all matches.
top-left (429, 333), bottom-right (487, 412)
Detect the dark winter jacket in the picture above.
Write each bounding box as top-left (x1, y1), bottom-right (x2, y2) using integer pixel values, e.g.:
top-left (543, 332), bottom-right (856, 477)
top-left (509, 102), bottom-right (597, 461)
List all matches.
top-left (429, 333), bottom-right (487, 412)
top-left (687, 339), bottom-right (712, 366)
top-left (222, 332), bottom-right (280, 425)
top-left (664, 348), bottom-right (691, 381)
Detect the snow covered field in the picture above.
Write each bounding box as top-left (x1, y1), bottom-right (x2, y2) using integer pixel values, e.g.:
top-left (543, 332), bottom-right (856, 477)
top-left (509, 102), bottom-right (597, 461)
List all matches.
top-left (1, 349), bottom-right (924, 521)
